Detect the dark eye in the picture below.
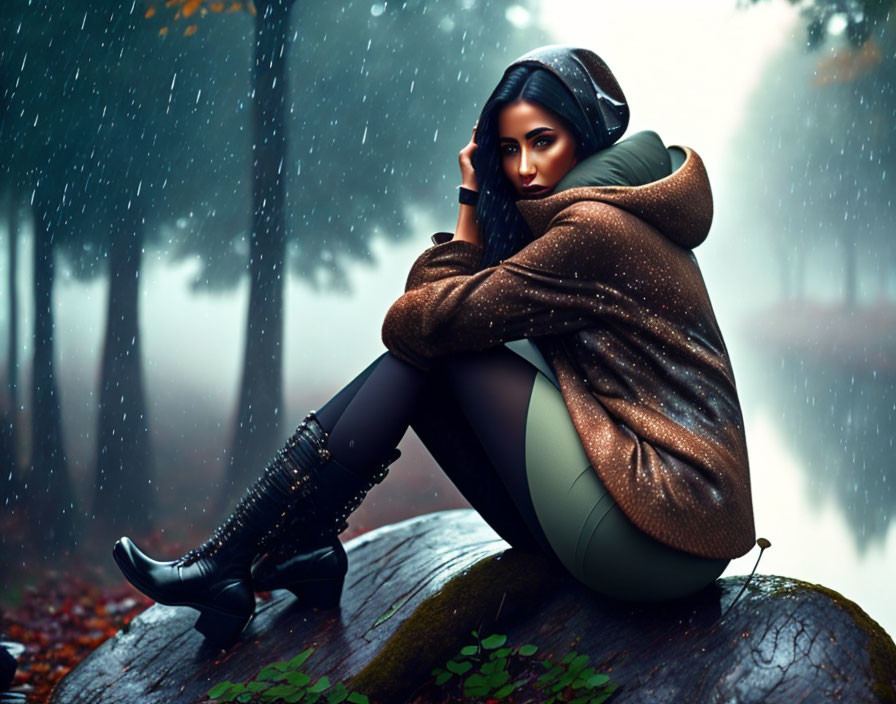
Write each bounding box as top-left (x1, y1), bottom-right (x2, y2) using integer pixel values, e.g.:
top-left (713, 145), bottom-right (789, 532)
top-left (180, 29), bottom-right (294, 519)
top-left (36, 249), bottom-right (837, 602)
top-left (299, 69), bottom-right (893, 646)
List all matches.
top-left (534, 136), bottom-right (554, 148)
top-left (500, 144), bottom-right (518, 156)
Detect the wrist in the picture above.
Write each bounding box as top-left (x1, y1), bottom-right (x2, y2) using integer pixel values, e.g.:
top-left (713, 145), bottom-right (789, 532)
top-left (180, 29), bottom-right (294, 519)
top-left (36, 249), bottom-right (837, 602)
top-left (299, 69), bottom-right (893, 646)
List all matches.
top-left (454, 198), bottom-right (482, 246)
top-left (458, 185), bottom-right (479, 206)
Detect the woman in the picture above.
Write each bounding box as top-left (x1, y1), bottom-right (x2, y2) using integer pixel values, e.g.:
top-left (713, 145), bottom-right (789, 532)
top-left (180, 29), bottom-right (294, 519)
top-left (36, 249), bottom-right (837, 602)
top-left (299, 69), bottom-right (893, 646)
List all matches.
top-left (113, 45), bottom-right (756, 646)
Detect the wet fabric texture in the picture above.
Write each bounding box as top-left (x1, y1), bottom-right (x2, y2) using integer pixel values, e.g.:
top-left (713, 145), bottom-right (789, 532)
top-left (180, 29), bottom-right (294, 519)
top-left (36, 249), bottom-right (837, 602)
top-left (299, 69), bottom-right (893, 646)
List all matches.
top-left (313, 344), bottom-right (728, 601)
top-left (494, 45), bottom-right (631, 151)
top-left (523, 362), bottom-right (729, 600)
top-left (380, 47), bottom-right (755, 561)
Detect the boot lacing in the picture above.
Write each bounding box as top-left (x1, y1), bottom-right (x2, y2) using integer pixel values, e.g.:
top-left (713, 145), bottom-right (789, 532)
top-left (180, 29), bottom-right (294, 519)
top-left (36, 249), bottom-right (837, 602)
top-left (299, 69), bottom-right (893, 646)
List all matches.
top-left (174, 411), bottom-right (331, 568)
top-left (174, 411), bottom-right (399, 568)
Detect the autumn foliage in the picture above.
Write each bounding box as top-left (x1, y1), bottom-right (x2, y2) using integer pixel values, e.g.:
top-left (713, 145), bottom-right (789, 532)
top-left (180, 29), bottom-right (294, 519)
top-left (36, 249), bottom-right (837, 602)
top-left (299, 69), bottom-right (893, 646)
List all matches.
top-left (144, 0), bottom-right (257, 37)
top-left (2, 571), bottom-right (152, 702)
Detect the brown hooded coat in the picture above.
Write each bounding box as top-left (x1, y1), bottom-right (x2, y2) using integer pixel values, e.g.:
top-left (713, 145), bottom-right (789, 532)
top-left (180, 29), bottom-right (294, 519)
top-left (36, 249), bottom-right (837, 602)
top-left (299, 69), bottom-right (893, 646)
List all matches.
top-left (380, 142), bottom-right (756, 561)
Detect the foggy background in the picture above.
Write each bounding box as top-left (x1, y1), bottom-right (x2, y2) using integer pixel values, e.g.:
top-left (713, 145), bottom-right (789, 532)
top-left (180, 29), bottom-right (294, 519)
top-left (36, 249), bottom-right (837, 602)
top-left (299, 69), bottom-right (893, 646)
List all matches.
top-left (2, 0), bottom-right (893, 640)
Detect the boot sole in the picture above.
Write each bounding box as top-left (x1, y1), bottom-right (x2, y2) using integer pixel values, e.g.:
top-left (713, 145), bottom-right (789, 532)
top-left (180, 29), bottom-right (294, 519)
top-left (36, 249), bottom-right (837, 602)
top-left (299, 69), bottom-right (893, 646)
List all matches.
top-left (283, 575), bottom-right (345, 609)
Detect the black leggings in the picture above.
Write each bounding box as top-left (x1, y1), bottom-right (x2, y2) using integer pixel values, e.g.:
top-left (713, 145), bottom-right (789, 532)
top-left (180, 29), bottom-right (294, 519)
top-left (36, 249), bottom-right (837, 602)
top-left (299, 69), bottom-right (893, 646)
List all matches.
top-left (312, 345), bottom-right (732, 602)
top-left (313, 346), bottom-right (555, 558)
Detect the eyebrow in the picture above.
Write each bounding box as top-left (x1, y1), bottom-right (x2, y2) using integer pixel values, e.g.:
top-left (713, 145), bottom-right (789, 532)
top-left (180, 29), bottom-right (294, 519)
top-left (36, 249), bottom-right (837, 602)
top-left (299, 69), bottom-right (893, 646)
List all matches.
top-left (499, 126), bottom-right (554, 143)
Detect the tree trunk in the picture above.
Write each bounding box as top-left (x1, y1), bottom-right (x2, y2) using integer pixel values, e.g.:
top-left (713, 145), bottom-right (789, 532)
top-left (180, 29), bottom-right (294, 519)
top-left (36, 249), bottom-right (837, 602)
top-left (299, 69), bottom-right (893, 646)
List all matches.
top-left (779, 254), bottom-right (790, 300)
top-left (845, 238), bottom-right (858, 306)
top-left (49, 511), bottom-right (896, 704)
top-left (7, 192), bottom-right (19, 412)
top-left (778, 240), bottom-right (793, 301)
top-left (92, 197), bottom-right (153, 533)
top-left (26, 197), bottom-right (76, 554)
top-left (0, 192), bottom-right (19, 540)
top-left (794, 244), bottom-right (805, 301)
top-left (226, 0), bottom-right (296, 499)
top-left (875, 240), bottom-right (889, 301)
top-left (1, 192), bottom-right (20, 515)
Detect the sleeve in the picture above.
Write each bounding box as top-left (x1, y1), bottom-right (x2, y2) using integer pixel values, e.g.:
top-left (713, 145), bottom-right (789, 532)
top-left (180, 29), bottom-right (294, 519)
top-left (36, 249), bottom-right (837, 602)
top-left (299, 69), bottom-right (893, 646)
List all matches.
top-left (402, 233), bottom-right (484, 293)
top-left (381, 205), bottom-right (604, 370)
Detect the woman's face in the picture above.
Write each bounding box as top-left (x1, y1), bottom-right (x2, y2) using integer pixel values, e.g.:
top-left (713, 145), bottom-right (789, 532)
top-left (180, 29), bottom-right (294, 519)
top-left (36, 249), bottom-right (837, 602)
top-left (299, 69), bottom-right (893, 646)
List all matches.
top-left (498, 100), bottom-right (579, 198)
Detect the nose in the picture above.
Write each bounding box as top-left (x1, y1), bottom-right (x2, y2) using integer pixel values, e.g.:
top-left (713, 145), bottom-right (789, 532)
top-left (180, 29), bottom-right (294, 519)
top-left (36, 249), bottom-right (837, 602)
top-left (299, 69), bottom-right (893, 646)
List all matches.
top-left (518, 148), bottom-right (536, 183)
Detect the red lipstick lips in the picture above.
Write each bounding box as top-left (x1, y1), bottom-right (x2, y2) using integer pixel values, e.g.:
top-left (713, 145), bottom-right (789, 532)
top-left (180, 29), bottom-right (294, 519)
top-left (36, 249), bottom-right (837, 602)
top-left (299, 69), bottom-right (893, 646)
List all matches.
top-left (521, 184), bottom-right (552, 196)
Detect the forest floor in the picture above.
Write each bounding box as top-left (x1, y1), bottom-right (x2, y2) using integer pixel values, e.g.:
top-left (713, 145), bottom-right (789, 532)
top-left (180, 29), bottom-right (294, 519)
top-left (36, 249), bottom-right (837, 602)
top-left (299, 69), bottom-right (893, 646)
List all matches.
top-left (1, 456), bottom-right (472, 703)
top-left (1, 524), bottom-right (335, 703)
top-left (1, 562), bottom-right (153, 702)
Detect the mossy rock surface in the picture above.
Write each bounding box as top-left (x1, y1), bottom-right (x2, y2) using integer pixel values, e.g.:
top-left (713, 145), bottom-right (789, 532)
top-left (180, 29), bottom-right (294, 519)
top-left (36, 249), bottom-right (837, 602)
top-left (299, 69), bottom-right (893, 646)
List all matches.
top-left (50, 509), bottom-right (896, 703)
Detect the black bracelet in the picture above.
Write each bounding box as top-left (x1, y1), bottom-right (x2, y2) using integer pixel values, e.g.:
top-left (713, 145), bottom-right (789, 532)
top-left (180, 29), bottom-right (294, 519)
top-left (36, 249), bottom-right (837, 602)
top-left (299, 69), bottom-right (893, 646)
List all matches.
top-left (458, 186), bottom-right (479, 206)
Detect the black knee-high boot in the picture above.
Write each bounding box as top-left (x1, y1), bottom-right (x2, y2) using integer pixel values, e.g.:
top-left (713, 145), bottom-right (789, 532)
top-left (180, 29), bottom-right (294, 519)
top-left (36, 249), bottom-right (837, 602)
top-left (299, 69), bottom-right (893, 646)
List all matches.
top-left (250, 447), bottom-right (401, 602)
top-left (112, 410), bottom-right (399, 646)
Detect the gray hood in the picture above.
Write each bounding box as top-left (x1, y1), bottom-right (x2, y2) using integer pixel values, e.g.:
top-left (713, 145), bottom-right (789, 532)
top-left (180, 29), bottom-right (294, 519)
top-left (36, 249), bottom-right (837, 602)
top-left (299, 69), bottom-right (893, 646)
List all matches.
top-left (503, 45), bottom-right (630, 151)
top-left (554, 129), bottom-right (673, 191)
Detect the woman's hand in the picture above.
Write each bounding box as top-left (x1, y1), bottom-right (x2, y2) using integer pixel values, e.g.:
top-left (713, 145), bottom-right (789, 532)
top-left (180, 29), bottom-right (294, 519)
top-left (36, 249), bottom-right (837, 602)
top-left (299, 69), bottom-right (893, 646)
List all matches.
top-left (452, 121), bottom-right (482, 246)
top-left (459, 122), bottom-right (478, 191)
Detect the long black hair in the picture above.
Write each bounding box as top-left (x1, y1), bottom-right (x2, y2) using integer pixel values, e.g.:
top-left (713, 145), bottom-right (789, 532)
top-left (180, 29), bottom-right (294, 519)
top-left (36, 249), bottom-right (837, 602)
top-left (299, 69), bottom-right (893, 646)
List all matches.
top-left (473, 66), bottom-right (603, 268)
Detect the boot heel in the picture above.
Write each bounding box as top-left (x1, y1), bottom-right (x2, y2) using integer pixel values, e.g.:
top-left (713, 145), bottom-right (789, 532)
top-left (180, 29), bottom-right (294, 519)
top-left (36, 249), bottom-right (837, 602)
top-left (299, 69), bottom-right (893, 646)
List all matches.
top-left (194, 608), bottom-right (252, 646)
top-left (289, 576), bottom-right (345, 609)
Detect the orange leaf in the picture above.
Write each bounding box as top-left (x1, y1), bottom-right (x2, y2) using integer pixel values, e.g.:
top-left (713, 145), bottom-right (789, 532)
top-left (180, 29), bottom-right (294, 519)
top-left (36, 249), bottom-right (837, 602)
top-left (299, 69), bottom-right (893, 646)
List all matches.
top-left (158, 26), bottom-right (168, 35)
top-left (226, 1), bottom-right (242, 12)
top-left (184, 23), bottom-right (198, 36)
top-left (182, 0), bottom-right (201, 17)
top-left (165, 0), bottom-right (179, 6)
top-left (144, 5), bottom-right (156, 18)
top-left (210, 1), bottom-right (223, 10)
top-left (813, 37), bottom-right (882, 86)
top-left (248, 0), bottom-right (256, 14)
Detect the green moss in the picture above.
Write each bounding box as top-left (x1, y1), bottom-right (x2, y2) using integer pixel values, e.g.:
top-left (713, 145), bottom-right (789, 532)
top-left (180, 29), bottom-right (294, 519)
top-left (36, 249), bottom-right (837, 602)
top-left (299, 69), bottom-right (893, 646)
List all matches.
top-left (754, 575), bottom-right (896, 703)
top-left (807, 581), bottom-right (896, 704)
top-left (347, 548), bottom-right (559, 703)
top-left (756, 575), bottom-right (802, 599)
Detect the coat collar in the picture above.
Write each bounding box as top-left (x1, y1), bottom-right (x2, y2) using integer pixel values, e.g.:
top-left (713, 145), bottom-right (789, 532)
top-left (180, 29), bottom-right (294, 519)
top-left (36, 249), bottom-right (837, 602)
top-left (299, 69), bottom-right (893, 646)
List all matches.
top-left (514, 145), bottom-right (713, 250)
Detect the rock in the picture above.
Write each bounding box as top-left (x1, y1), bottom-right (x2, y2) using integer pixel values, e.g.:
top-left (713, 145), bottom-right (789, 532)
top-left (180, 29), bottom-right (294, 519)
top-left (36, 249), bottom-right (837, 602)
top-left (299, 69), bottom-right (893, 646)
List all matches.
top-left (50, 510), bottom-right (896, 704)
